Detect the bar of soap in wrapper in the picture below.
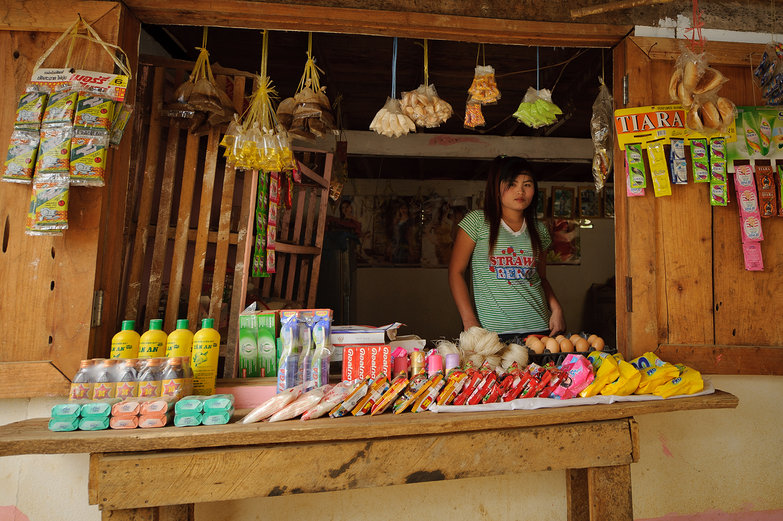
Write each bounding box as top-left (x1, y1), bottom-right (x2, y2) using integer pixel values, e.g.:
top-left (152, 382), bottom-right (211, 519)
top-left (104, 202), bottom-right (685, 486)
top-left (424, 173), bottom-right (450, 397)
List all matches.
top-left (174, 413), bottom-right (203, 427)
top-left (49, 417), bottom-right (80, 432)
top-left (110, 416), bottom-right (139, 429)
top-left (79, 416), bottom-right (110, 431)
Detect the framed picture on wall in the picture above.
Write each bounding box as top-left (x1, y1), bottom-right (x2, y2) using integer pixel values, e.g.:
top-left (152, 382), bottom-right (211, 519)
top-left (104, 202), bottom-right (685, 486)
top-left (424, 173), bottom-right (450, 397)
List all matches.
top-left (578, 186), bottom-right (601, 218)
top-left (536, 187), bottom-right (547, 219)
top-left (603, 185), bottom-right (614, 218)
top-left (552, 186), bottom-right (575, 219)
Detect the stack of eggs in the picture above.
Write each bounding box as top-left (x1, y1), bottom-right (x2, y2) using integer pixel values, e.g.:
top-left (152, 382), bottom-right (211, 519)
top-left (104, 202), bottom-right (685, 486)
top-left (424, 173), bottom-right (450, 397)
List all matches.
top-left (525, 333), bottom-right (605, 355)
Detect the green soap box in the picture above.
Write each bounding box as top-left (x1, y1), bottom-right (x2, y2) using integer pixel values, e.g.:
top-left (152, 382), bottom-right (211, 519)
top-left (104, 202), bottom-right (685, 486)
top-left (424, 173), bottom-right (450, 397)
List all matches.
top-left (78, 416), bottom-right (110, 431)
top-left (202, 411), bottom-right (232, 425)
top-left (49, 417), bottom-right (80, 431)
top-left (80, 399), bottom-right (119, 417)
top-left (51, 403), bottom-right (81, 419)
top-left (174, 413), bottom-right (203, 427)
top-left (203, 394), bottom-right (235, 414)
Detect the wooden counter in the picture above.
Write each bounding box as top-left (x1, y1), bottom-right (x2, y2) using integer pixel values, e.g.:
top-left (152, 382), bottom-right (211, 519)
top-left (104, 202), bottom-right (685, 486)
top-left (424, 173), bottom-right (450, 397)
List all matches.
top-left (0, 390), bottom-right (738, 521)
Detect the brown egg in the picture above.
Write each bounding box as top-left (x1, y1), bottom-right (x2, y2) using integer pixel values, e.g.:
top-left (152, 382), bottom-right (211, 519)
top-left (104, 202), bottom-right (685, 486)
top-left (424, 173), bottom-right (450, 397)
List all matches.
top-left (570, 334), bottom-right (582, 344)
top-left (529, 339), bottom-right (546, 354)
top-left (592, 337), bottom-right (605, 351)
top-left (525, 335), bottom-right (539, 347)
top-left (559, 338), bottom-right (574, 353)
top-left (555, 334), bottom-right (566, 343)
top-left (575, 338), bottom-right (590, 352)
top-left (545, 337), bottom-right (560, 353)
top-left (587, 334), bottom-right (598, 345)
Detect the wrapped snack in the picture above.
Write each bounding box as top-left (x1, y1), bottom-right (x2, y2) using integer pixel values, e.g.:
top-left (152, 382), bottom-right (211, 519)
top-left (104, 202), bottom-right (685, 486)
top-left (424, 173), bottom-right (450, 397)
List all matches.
top-left (36, 124), bottom-right (73, 174)
top-left (436, 369), bottom-right (468, 406)
top-left (600, 354), bottom-right (641, 396)
top-left (351, 375), bottom-right (390, 416)
top-left (550, 354), bottom-right (595, 400)
top-left (503, 371), bottom-right (535, 401)
top-left (463, 101), bottom-right (485, 129)
top-left (302, 381), bottom-right (357, 420)
top-left (689, 138), bottom-right (710, 183)
top-left (590, 79), bottom-right (613, 192)
top-left (410, 372), bottom-right (445, 412)
top-left (3, 128), bottom-right (40, 183)
top-left (466, 371), bottom-right (498, 405)
top-left (625, 143), bottom-right (646, 189)
top-left (330, 377), bottom-right (371, 418)
top-left (269, 385), bottom-right (329, 422)
top-left (400, 84), bottom-right (453, 128)
top-left (74, 89), bottom-right (115, 131)
top-left (451, 367), bottom-right (483, 406)
top-left (630, 352), bottom-right (680, 395)
top-left (42, 87), bottom-right (78, 125)
top-left (756, 164), bottom-right (776, 217)
top-left (579, 351), bottom-right (619, 398)
top-left (240, 385), bottom-right (302, 423)
top-left (709, 137), bottom-right (728, 207)
top-left (70, 128), bottom-right (109, 186)
top-left (669, 138), bottom-right (687, 185)
top-left (392, 372), bottom-right (430, 414)
top-left (646, 141), bottom-right (672, 197)
top-left (513, 87), bottom-right (562, 129)
top-left (369, 97), bottom-right (416, 138)
top-left (109, 103), bottom-right (134, 147)
top-left (27, 172), bottom-right (69, 235)
top-left (653, 364), bottom-right (703, 398)
top-left (370, 373), bottom-right (410, 416)
top-left (468, 65), bottom-right (500, 104)
top-left (252, 172), bottom-right (269, 277)
top-left (14, 86), bottom-right (48, 129)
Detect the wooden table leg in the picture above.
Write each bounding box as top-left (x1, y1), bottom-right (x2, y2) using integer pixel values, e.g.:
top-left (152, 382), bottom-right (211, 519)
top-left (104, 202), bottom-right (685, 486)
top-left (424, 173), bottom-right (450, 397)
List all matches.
top-left (566, 468), bottom-right (590, 521)
top-left (101, 505), bottom-right (194, 521)
top-left (587, 464), bottom-right (633, 521)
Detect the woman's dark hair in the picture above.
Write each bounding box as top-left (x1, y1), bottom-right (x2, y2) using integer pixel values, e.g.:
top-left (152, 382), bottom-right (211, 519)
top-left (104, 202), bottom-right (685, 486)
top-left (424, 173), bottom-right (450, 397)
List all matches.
top-left (483, 156), bottom-right (543, 260)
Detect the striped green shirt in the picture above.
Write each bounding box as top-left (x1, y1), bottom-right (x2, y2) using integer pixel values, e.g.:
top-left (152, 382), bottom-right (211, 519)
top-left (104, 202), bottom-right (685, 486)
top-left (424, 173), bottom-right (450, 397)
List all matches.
top-left (459, 210), bottom-right (552, 334)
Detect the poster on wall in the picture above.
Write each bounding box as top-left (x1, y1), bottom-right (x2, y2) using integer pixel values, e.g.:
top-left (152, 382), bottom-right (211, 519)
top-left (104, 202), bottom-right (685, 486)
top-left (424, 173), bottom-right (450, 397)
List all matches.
top-left (421, 196), bottom-right (472, 267)
top-left (727, 106), bottom-right (783, 170)
top-left (369, 196), bottom-right (422, 265)
top-left (546, 219), bottom-right (581, 265)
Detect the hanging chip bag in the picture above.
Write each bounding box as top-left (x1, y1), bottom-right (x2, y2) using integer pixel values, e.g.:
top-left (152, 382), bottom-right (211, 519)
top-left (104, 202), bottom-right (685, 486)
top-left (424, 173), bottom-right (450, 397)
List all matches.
top-left (14, 86), bottom-right (48, 128)
top-left (70, 128), bottom-right (109, 186)
top-left (74, 89), bottom-right (115, 131)
top-left (36, 124), bottom-right (73, 174)
top-left (27, 172), bottom-right (69, 234)
top-left (3, 129), bottom-right (40, 183)
top-left (468, 65), bottom-right (500, 104)
top-left (42, 87), bottom-right (78, 125)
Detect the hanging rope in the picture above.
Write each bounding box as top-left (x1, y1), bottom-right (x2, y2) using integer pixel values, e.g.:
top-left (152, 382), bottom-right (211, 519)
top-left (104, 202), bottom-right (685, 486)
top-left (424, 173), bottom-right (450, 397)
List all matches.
top-left (391, 36), bottom-right (398, 99)
top-left (423, 39), bottom-right (429, 86)
top-left (536, 46), bottom-right (540, 91)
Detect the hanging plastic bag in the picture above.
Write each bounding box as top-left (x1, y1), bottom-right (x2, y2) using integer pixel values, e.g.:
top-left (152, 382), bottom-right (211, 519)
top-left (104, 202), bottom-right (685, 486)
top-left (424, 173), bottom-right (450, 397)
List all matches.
top-left (468, 65), bottom-right (500, 104)
top-left (669, 47), bottom-right (733, 134)
top-left (400, 84), bottom-right (453, 128)
top-left (369, 97), bottom-right (416, 138)
top-left (590, 79), bottom-right (614, 191)
top-left (463, 101), bottom-right (485, 129)
top-left (513, 87), bottom-right (562, 128)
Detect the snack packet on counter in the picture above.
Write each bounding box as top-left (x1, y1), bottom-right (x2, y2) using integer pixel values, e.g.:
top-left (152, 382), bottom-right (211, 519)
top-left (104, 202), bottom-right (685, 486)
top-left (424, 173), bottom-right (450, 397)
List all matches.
top-left (302, 381), bottom-right (357, 420)
top-left (240, 385), bottom-right (303, 423)
top-left (370, 373), bottom-right (409, 416)
top-left (579, 352), bottom-right (619, 398)
top-left (351, 375), bottom-right (390, 416)
top-left (653, 364), bottom-right (704, 398)
top-left (3, 128), bottom-right (40, 183)
top-left (393, 372), bottom-right (430, 413)
top-left (330, 378), bottom-right (371, 418)
top-left (600, 354), bottom-right (641, 396)
top-left (630, 352), bottom-right (680, 395)
top-left (410, 372), bottom-right (445, 412)
top-left (269, 385), bottom-right (330, 422)
top-left (550, 354), bottom-right (594, 400)
top-left (436, 369), bottom-right (468, 405)
top-left (466, 371), bottom-right (498, 405)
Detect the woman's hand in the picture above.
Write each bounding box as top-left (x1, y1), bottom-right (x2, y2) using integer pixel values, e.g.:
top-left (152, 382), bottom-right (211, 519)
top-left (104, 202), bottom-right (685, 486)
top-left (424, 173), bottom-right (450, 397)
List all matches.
top-left (462, 316), bottom-right (481, 331)
top-left (548, 306), bottom-right (566, 336)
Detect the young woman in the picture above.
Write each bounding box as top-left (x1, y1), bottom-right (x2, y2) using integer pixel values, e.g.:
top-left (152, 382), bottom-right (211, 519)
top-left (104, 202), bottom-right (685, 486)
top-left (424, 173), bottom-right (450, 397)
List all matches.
top-left (448, 156), bottom-right (565, 336)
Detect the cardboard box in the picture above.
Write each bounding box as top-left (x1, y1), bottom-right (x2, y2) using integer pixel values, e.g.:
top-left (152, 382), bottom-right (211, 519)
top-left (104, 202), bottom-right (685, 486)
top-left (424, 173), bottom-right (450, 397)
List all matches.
top-left (238, 303), bottom-right (279, 378)
top-left (330, 322), bottom-right (403, 345)
top-left (342, 345), bottom-right (392, 382)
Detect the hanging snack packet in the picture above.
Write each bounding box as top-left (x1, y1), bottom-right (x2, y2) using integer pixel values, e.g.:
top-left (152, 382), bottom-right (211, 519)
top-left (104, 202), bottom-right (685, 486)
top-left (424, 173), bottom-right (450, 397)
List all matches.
top-left (74, 89), bottom-right (115, 131)
top-left (625, 143), bottom-right (647, 188)
top-left (755, 164), bottom-right (776, 217)
top-left (689, 138), bottom-right (710, 183)
top-left (630, 352), bottom-right (680, 394)
top-left (36, 124), bottom-right (73, 174)
top-left (653, 364), bottom-right (704, 398)
top-left (42, 87), bottom-right (78, 125)
top-left (513, 87), bottom-right (562, 129)
top-left (109, 103), bottom-right (134, 147)
top-left (14, 86), bottom-right (48, 129)
top-left (400, 84), bottom-right (453, 128)
top-left (468, 65), bottom-right (500, 104)
top-left (600, 354), bottom-right (641, 396)
top-left (463, 101), bottom-right (485, 129)
top-left (70, 128), bottom-right (109, 186)
top-left (3, 129), bottom-right (40, 183)
top-left (646, 141), bottom-right (672, 197)
top-left (579, 351), bottom-right (620, 398)
top-left (369, 97), bottom-right (416, 138)
top-left (669, 138), bottom-right (688, 184)
top-left (709, 137), bottom-right (728, 206)
top-left (590, 80), bottom-right (614, 191)
top-left (27, 172), bottom-right (69, 235)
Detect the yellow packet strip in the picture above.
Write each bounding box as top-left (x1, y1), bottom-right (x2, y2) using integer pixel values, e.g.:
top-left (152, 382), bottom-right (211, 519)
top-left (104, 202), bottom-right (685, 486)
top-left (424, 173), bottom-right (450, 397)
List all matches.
top-left (646, 141), bottom-right (672, 197)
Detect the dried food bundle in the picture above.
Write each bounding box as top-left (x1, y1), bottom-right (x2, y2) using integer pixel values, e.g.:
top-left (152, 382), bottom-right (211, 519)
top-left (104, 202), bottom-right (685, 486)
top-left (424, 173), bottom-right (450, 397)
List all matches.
top-left (400, 84), bottom-right (452, 128)
top-left (668, 47), bottom-right (735, 134)
top-left (370, 97), bottom-right (416, 138)
top-left (167, 28), bottom-right (235, 133)
top-left (590, 79), bottom-right (614, 192)
top-left (468, 65), bottom-right (501, 105)
top-left (513, 87), bottom-right (562, 128)
top-left (277, 33), bottom-right (336, 141)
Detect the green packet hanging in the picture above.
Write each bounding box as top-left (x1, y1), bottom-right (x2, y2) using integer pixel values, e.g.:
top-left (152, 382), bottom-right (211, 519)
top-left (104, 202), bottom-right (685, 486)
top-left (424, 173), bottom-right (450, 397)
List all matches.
top-left (689, 138), bottom-right (710, 183)
top-left (625, 143), bottom-right (646, 188)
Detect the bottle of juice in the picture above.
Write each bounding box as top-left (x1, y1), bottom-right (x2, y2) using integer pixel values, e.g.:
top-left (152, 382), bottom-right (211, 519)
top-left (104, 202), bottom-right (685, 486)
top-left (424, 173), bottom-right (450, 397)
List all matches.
top-left (138, 319), bottom-right (167, 358)
top-left (191, 318), bottom-right (220, 395)
top-left (110, 320), bottom-right (140, 359)
top-left (166, 319), bottom-right (193, 358)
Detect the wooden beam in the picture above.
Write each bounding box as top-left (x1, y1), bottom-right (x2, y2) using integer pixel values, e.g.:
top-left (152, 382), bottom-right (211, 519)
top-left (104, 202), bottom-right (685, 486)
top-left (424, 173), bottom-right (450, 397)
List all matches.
top-left (294, 131), bottom-right (593, 162)
top-left (571, 0), bottom-right (675, 18)
top-left (630, 36), bottom-right (766, 67)
top-left (656, 344), bottom-right (783, 375)
top-left (0, 361), bottom-right (70, 399)
top-left (123, 0), bottom-right (631, 47)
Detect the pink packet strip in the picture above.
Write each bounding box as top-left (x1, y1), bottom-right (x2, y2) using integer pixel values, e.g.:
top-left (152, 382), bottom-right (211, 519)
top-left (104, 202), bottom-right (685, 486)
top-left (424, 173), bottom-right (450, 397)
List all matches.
top-left (550, 354), bottom-right (595, 400)
top-left (743, 242), bottom-right (764, 271)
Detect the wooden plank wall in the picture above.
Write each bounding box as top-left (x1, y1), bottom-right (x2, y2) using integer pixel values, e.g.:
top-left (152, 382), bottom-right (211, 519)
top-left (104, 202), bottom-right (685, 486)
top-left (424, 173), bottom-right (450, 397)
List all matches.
top-left (0, 3), bottom-right (138, 396)
top-left (616, 37), bottom-right (783, 374)
top-left (122, 60), bottom-right (255, 376)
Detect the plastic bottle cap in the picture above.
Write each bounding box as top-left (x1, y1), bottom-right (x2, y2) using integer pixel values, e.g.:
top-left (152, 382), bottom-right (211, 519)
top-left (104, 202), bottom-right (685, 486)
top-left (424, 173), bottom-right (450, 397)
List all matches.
top-left (149, 319), bottom-right (163, 330)
top-left (202, 318), bottom-right (214, 329)
top-left (176, 319), bottom-right (189, 329)
top-left (121, 320), bottom-right (135, 331)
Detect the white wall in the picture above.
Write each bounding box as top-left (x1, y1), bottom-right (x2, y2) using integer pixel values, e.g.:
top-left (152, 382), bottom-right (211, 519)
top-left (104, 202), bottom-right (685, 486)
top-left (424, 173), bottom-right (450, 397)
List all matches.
top-left (3, 376), bottom-right (780, 521)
